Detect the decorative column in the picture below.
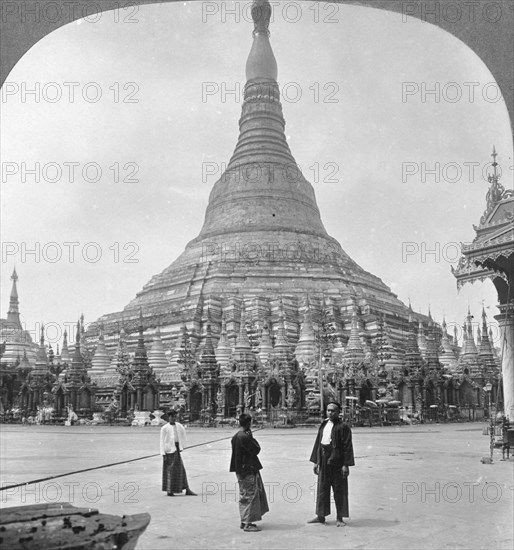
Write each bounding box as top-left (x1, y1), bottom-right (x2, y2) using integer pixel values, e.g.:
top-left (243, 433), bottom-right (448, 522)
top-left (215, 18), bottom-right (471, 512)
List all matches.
top-left (494, 312), bottom-right (513, 421)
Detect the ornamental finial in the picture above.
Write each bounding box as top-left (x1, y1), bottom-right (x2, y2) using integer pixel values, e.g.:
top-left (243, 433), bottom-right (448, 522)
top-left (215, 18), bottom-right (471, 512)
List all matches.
top-left (252, 0), bottom-right (271, 36)
top-left (245, 1), bottom-right (277, 86)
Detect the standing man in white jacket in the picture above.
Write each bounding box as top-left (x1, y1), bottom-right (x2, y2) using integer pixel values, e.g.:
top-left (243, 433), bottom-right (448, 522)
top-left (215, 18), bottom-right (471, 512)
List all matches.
top-left (160, 409), bottom-right (197, 497)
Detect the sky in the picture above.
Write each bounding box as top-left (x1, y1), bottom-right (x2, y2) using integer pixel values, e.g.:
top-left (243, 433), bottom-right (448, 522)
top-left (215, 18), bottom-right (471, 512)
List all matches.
top-left (1, 1), bottom-right (512, 348)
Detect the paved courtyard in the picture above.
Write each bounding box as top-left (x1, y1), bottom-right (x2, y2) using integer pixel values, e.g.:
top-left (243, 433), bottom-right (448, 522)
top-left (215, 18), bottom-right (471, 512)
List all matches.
top-left (0, 423), bottom-right (512, 549)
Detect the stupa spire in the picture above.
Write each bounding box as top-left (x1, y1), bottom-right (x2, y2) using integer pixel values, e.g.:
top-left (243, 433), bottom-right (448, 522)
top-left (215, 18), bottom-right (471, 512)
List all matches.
top-left (200, 322), bottom-right (217, 375)
top-left (61, 329), bottom-right (71, 364)
top-left (274, 299), bottom-right (290, 356)
top-left (295, 295), bottom-right (317, 364)
top-left (258, 322), bottom-right (274, 363)
top-left (73, 321), bottom-right (81, 355)
top-left (66, 320), bottom-right (87, 387)
top-left (90, 324), bottom-right (110, 375)
top-left (6, 268), bottom-right (21, 328)
top-left (461, 310), bottom-right (478, 357)
top-left (346, 302), bottom-right (363, 353)
top-left (148, 326), bottom-right (169, 374)
top-left (478, 308), bottom-right (496, 366)
top-left (235, 303), bottom-right (252, 352)
top-left (233, 302), bottom-right (257, 369)
top-left (216, 316), bottom-right (232, 369)
top-left (194, 0), bottom-right (329, 244)
top-left (246, 1), bottom-right (277, 81)
top-left (343, 301), bottom-right (364, 365)
top-left (132, 309), bottom-right (150, 374)
top-left (417, 321), bottom-right (427, 358)
top-left (405, 314), bottom-right (420, 355)
top-left (33, 325), bottom-right (48, 373)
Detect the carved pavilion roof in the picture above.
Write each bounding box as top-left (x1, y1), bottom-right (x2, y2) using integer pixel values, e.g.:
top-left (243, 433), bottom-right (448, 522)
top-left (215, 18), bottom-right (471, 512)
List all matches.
top-left (452, 149), bottom-right (513, 290)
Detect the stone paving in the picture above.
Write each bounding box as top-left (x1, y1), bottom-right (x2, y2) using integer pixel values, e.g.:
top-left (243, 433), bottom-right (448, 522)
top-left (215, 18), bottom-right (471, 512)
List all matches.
top-left (0, 423), bottom-right (512, 549)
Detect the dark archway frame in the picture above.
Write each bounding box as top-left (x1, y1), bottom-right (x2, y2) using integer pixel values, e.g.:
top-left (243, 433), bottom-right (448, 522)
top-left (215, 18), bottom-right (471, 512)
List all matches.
top-left (1, 0), bottom-right (513, 135)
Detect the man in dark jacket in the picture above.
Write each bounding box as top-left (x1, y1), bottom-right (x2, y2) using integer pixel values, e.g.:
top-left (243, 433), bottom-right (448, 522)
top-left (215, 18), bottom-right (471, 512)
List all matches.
top-left (230, 413), bottom-right (269, 532)
top-left (308, 401), bottom-right (355, 526)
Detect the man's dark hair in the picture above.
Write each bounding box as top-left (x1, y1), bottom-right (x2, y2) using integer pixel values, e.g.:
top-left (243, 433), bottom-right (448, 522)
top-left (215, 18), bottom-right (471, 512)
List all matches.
top-left (327, 401), bottom-right (342, 411)
top-left (239, 413), bottom-right (252, 428)
top-left (168, 409), bottom-right (177, 417)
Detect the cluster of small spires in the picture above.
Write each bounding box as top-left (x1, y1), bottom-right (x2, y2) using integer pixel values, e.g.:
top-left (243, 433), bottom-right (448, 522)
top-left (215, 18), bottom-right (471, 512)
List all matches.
top-left (1, 267), bottom-right (500, 387)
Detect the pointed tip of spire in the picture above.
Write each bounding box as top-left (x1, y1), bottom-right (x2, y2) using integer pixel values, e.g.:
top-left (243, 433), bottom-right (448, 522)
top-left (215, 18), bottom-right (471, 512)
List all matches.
top-left (40, 325), bottom-right (45, 346)
top-left (75, 320), bottom-right (81, 344)
top-left (466, 305), bottom-right (474, 323)
top-left (11, 267), bottom-right (18, 282)
top-left (246, 1), bottom-right (278, 82)
top-left (251, 0), bottom-right (272, 35)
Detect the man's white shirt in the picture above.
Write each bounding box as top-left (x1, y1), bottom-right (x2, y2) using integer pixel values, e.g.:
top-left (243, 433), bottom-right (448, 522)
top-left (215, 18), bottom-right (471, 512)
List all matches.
top-left (160, 422), bottom-right (187, 455)
top-left (321, 420), bottom-right (333, 445)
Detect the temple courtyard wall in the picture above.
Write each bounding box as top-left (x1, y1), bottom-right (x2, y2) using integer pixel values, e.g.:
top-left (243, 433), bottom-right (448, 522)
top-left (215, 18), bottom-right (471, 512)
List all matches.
top-left (0, 423), bottom-right (512, 549)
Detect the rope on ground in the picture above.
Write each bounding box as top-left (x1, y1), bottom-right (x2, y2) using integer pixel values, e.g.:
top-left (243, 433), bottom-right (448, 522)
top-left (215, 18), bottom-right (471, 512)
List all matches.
top-left (0, 428), bottom-right (263, 491)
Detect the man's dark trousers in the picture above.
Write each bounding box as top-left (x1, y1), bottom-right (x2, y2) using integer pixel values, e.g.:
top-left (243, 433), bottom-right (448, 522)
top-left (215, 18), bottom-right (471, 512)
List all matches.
top-left (316, 444), bottom-right (349, 518)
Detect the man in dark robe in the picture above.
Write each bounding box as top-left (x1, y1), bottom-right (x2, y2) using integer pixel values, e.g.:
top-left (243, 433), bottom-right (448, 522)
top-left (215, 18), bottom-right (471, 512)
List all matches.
top-left (308, 401), bottom-right (355, 526)
top-left (230, 413), bottom-right (269, 532)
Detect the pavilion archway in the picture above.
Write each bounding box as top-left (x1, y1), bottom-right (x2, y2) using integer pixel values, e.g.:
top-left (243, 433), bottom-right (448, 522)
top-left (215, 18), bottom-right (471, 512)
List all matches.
top-left (266, 379), bottom-right (282, 409)
top-left (359, 379), bottom-right (374, 406)
top-left (225, 383), bottom-right (239, 417)
top-left (188, 386), bottom-right (202, 421)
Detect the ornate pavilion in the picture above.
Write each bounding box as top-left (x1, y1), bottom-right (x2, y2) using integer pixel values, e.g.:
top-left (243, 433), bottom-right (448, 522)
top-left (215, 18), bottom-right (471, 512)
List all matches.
top-left (453, 148), bottom-right (513, 421)
top-left (0, 1), bottom-right (503, 424)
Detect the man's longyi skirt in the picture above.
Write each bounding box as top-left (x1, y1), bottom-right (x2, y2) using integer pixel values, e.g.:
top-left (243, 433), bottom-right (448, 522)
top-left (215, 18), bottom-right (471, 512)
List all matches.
top-left (236, 471), bottom-right (269, 523)
top-left (162, 451), bottom-right (189, 495)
